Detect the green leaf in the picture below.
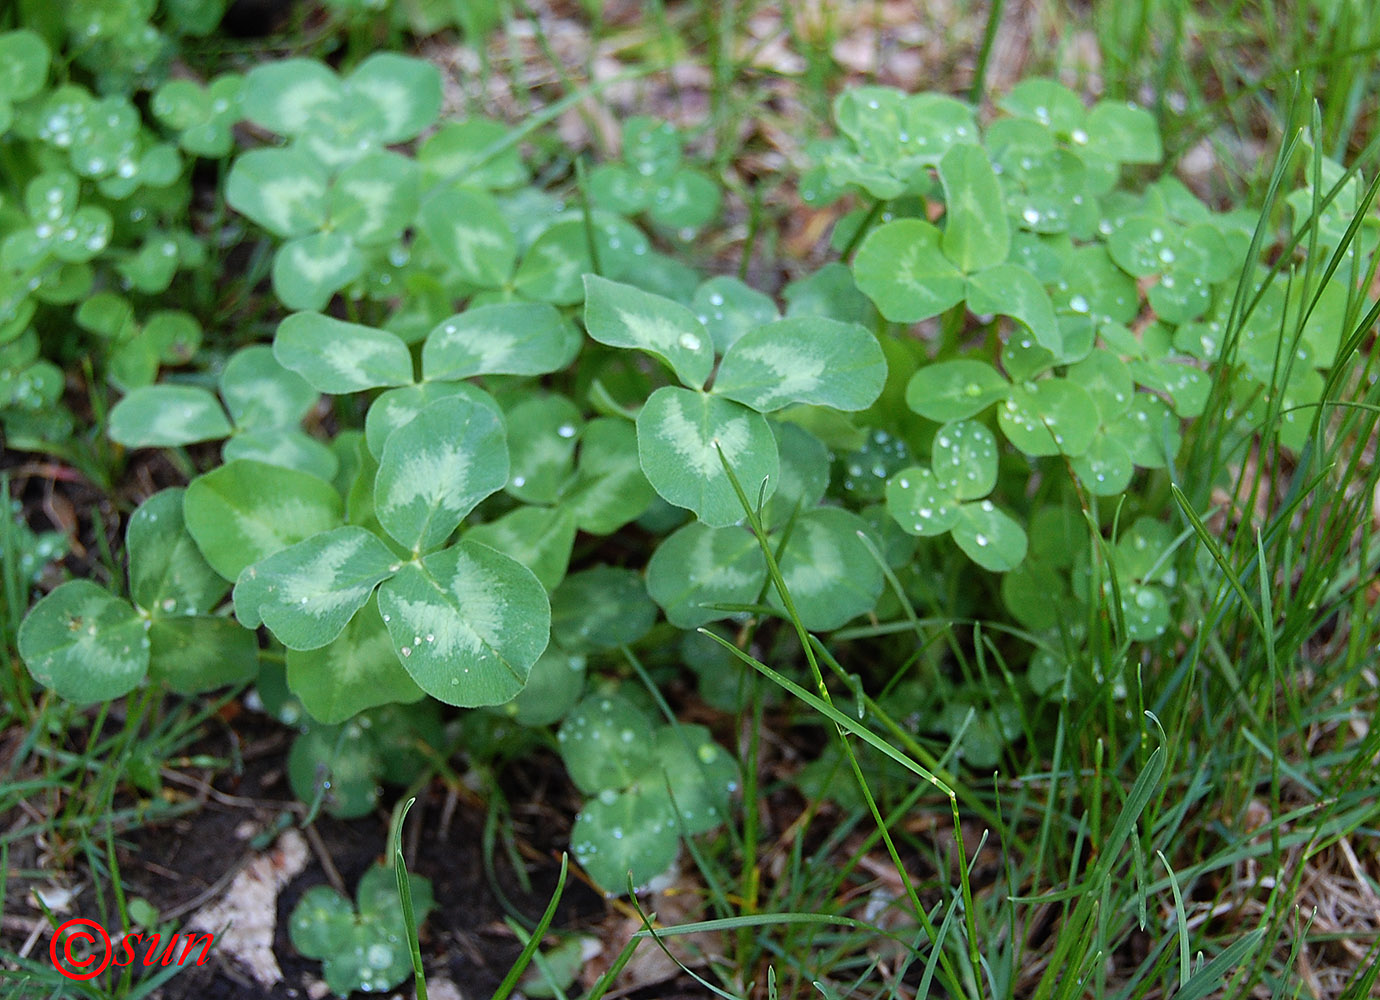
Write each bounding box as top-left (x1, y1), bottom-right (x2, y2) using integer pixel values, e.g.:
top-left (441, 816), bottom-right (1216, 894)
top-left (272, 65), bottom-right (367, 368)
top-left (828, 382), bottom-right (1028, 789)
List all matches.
top-left (220, 345), bottom-right (319, 430)
top-left (289, 886), bottom-right (355, 958)
top-left (183, 460), bottom-right (343, 581)
top-left (571, 784), bottom-right (678, 891)
top-left (1067, 349), bottom-right (1134, 421)
top-left (287, 720), bottom-right (383, 819)
top-left (232, 526), bottom-right (399, 648)
top-left (905, 359), bottom-right (1010, 422)
top-left (1130, 359), bottom-right (1210, 418)
top-left (648, 169), bottom-right (721, 229)
top-left (646, 522), bottom-right (766, 628)
top-left (225, 147), bottom-right (328, 238)
top-left (636, 386), bottom-right (779, 527)
top-left (558, 694), bottom-right (655, 793)
top-left (768, 508), bottom-right (884, 631)
top-left (512, 217), bottom-right (650, 306)
top-left (223, 429), bottom-right (339, 480)
top-left (938, 142), bottom-right (1010, 272)
top-left (1109, 217), bottom-right (1177, 278)
top-left (714, 317), bottom-right (886, 413)
top-left (241, 58), bottom-right (341, 137)
top-left (108, 385), bottom-right (232, 448)
top-left (930, 420), bottom-right (998, 500)
top-left (287, 597), bottom-right (424, 724)
top-left (998, 379), bottom-right (1098, 457)
top-left (566, 419), bottom-right (656, 534)
top-left (147, 615), bottom-right (259, 694)
top-left (503, 395), bottom-right (582, 504)
top-left (498, 645), bottom-right (586, 727)
top-left (951, 501), bottom-right (1027, 571)
top-left (418, 187), bottom-right (516, 288)
top-left (998, 78), bottom-right (1086, 135)
top-left (330, 152), bottom-right (419, 246)
top-left (76, 293), bottom-right (135, 339)
top-left (144, 312), bottom-right (202, 366)
top-left (853, 219), bottom-right (966, 323)
top-left (376, 542), bottom-right (550, 707)
top-left (1070, 434), bottom-right (1135, 495)
top-left (127, 489), bottom-right (229, 616)
top-left (589, 163), bottom-right (650, 214)
top-left (272, 232), bottom-right (364, 312)
top-left (18, 582), bottom-right (149, 703)
top-left (374, 396), bottom-right (508, 553)
top-left (623, 116), bottom-right (682, 177)
top-left (0, 30), bottom-right (51, 103)
top-left (1146, 268), bottom-right (1211, 324)
top-left (418, 118), bottom-right (528, 190)
top-left (363, 382), bottom-right (500, 460)
top-left (464, 505), bottom-right (576, 591)
top-left (692, 276), bottom-right (778, 354)
top-left (1085, 101), bottom-right (1162, 164)
top-left (346, 52), bottom-right (442, 144)
top-left (421, 302), bottom-right (579, 380)
top-left (1120, 583), bottom-right (1170, 640)
top-left (1106, 394), bottom-right (1180, 468)
top-left (886, 466), bottom-right (960, 537)
top-left (966, 264), bottom-right (1061, 354)
top-left (275, 312), bottom-right (413, 394)
top-left (783, 262), bottom-right (877, 326)
top-left (651, 724), bottom-right (737, 834)
top-left (1052, 246), bottom-right (1139, 324)
top-left (550, 566), bottom-right (658, 652)
top-left (582, 275), bottom-right (713, 389)
top-left (763, 421), bottom-right (830, 528)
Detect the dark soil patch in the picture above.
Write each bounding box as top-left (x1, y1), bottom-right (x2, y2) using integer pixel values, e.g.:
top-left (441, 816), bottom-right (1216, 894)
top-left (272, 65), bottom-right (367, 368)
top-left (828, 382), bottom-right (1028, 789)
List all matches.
top-left (63, 711), bottom-right (606, 1000)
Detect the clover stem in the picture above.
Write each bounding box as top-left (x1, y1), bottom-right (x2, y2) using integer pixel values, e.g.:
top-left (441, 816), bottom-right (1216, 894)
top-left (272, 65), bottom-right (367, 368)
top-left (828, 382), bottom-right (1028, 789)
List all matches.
top-left (938, 301), bottom-right (968, 358)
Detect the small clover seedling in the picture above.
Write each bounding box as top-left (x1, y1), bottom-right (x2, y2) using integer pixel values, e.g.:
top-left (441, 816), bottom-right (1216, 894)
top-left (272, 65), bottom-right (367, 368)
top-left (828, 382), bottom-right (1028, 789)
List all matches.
top-left (559, 694), bottom-right (737, 892)
top-left (287, 703), bottom-right (443, 816)
top-left (589, 116), bottom-right (722, 233)
top-left (152, 74), bottom-right (243, 158)
top-left (289, 863), bottom-right (435, 997)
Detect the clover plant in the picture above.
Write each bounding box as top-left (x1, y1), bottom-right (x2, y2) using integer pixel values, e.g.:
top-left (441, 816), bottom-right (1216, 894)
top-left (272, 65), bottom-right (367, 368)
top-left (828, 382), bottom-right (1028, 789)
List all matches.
top-left (16, 489), bottom-right (257, 703)
top-left (289, 862), bottom-right (434, 997)
top-left (588, 116), bottom-right (722, 234)
top-left (0, 18), bottom-right (213, 453)
top-left (14, 39), bottom-right (1373, 882)
top-left (559, 693), bottom-right (737, 889)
